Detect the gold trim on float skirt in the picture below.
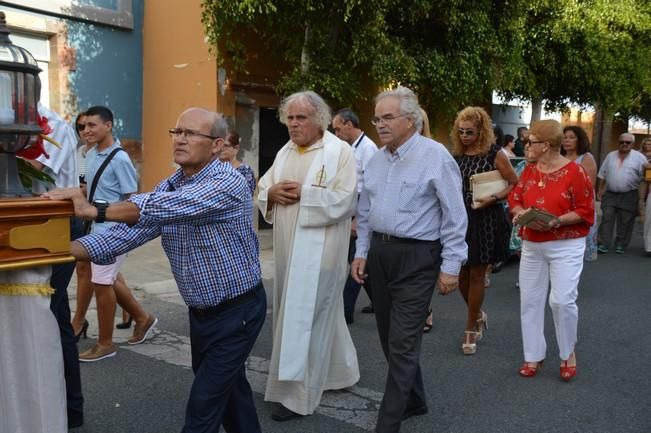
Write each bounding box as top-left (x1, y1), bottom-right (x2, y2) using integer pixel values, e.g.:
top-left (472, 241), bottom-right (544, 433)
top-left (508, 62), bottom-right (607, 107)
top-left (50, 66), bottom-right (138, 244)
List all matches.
top-left (0, 283), bottom-right (54, 297)
top-left (0, 256), bottom-right (75, 271)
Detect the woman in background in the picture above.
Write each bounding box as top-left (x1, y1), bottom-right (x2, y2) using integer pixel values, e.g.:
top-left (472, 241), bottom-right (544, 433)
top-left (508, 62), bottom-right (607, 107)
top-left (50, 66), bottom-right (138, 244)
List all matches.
top-left (561, 126), bottom-right (598, 261)
top-left (639, 137), bottom-right (651, 254)
top-left (71, 113), bottom-right (93, 337)
top-left (452, 107), bottom-right (517, 354)
top-left (641, 137), bottom-right (651, 162)
top-left (503, 134), bottom-right (516, 158)
top-left (420, 108), bottom-right (434, 332)
top-left (220, 130), bottom-right (257, 195)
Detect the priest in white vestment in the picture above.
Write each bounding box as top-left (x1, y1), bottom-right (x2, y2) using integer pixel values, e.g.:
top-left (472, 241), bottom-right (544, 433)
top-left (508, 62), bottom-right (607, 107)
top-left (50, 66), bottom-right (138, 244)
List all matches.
top-left (258, 90), bottom-right (360, 420)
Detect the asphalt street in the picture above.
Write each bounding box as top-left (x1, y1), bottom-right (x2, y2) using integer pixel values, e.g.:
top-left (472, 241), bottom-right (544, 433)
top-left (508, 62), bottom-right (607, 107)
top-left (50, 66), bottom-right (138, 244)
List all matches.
top-left (66, 225), bottom-right (651, 433)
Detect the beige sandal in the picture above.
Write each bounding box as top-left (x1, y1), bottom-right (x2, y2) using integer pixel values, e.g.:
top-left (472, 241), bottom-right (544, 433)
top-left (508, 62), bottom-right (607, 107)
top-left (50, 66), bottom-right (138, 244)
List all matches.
top-left (462, 331), bottom-right (480, 355)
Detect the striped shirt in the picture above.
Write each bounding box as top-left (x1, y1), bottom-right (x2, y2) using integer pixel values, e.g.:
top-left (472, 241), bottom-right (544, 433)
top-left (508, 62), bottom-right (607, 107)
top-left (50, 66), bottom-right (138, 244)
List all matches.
top-left (78, 159), bottom-right (261, 307)
top-left (355, 132), bottom-right (468, 275)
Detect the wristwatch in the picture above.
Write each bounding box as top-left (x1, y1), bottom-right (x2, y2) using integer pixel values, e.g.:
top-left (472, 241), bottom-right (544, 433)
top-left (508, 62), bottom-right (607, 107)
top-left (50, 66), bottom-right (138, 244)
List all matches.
top-left (92, 199), bottom-right (109, 223)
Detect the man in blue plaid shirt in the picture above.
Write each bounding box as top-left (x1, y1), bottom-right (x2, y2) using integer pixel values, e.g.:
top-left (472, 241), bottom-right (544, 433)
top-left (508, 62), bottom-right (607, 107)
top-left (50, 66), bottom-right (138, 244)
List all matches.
top-left (45, 108), bottom-right (266, 433)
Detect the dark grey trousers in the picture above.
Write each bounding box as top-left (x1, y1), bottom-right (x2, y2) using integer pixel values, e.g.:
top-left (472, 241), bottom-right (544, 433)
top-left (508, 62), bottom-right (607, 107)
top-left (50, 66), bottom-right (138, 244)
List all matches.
top-left (367, 236), bottom-right (441, 433)
top-left (598, 190), bottom-right (639, 248)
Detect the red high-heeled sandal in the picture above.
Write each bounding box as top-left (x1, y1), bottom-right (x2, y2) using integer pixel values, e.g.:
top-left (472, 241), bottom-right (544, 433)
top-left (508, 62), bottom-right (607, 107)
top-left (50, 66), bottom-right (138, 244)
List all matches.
top-left (560, 356), bottom-right (577, 382)
top-left (519, 360), bottom-right (543, 377)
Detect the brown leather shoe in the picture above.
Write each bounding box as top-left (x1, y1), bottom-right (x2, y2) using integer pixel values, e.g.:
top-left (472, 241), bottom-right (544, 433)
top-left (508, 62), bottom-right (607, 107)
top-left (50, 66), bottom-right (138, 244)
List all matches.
top-left (128, 315), bottom-right (158, 345)
top-left (79, 343), bottom-right (117, 362)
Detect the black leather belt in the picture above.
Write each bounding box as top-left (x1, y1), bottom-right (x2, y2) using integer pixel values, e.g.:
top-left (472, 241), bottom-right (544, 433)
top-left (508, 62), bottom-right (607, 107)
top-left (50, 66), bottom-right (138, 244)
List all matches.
top-left (190, 282), bottom-right (262, 316)
top-left (372, 232), bottom-right (435, 244)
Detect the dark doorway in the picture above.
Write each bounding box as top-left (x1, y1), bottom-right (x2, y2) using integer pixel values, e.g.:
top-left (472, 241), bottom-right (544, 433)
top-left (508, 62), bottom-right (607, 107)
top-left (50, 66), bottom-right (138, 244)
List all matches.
top-left (258, 107), bottom-right (289, 229)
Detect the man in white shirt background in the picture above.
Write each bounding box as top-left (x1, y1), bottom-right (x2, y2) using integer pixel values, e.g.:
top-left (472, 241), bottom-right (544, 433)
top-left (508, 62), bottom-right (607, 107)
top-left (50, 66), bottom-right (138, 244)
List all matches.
top-left (597, 133), bottom-right (648, 254)
top-left (332, 108), bottom-right (378, 323)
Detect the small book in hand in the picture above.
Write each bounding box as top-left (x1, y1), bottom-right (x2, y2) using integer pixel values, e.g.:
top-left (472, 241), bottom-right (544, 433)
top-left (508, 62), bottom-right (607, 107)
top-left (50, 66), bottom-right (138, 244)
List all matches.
top-left (517, 207), bottom-right (557, 228)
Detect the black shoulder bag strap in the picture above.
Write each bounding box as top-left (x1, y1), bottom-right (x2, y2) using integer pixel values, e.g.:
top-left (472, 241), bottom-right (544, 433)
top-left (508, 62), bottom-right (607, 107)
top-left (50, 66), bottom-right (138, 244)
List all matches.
top-left (83, 147), bottom-right (125, 234)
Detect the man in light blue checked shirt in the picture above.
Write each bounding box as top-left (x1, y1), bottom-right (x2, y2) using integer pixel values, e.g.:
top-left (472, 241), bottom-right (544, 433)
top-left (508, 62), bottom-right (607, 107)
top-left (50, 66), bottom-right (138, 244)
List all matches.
top-left (45, 108), bottom-right (266, 433)
top-left (351, 87), bottom-right (468, 433)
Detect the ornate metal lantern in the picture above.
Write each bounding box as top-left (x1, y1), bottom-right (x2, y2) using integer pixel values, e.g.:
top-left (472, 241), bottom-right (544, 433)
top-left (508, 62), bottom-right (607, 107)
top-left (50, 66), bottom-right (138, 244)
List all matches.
top-left (0, 11), bottom-right (43, 197)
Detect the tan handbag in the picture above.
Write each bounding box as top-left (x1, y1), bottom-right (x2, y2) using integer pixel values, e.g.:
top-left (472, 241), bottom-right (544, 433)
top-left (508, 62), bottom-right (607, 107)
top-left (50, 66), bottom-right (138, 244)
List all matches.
top-left (469, 170), bottom-right (508, 209)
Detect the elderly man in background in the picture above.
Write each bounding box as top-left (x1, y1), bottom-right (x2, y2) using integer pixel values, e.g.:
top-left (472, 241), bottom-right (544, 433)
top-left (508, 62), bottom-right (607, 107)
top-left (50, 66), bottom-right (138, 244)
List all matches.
top-left (332, 107), bottom-right (378, 323)
top-left (597, 133), bottom-right (648, 254)
top-left (351, 86), bottom-right (468, 433)
top-left (258, 91), bottom-right (360, 421)
top-left (45, 108), bottom-right (266, 433)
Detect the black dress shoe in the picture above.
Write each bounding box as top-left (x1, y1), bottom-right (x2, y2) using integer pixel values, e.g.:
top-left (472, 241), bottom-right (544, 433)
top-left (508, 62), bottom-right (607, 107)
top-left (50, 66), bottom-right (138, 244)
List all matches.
top-left (68, 413), bottom-right (84, 428)
top-left (361, 304), bottom-right (374, 314)
top-left (492, 260), bottom-right (505, 273)
top-left (402, 406), bottom-right (428, 421)
top-left (116, 316), bottom-right (133, 329)
top-left (271, 404), bottom-right (304, 422)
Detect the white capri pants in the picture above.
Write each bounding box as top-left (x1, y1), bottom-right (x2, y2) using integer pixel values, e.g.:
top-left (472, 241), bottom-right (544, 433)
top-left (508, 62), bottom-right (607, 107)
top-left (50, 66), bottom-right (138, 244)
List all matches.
top-left (519, 237), bottom-right (585, 362)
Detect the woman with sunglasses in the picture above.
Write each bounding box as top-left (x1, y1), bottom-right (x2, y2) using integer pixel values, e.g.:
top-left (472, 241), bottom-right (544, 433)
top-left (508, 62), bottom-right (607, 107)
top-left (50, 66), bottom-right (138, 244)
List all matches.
top-left (219, 131), bottom-right (257, 195)
top-left (509, 120), bottom-right (594, 381)
top-left (451, 107), bottom-right (518, 355)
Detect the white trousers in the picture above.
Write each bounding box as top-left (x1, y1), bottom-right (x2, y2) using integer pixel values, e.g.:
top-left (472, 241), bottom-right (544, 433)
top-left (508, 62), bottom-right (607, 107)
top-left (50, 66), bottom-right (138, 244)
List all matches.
top-left (519, 238), bottom-right (585, 362)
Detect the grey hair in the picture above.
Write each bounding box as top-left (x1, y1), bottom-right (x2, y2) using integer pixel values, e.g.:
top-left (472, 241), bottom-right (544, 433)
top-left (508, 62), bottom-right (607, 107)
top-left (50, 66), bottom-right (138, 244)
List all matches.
top-left (279, 90), bottom-right (332, 132)
top-left (619, 132), bottom-right (635, 144)
top-left (375, 86), bottom-right (423, 133)
top-left (210, 113), bottom-right (229, 139)
top-left (334, 108), bottom-right (360, 128)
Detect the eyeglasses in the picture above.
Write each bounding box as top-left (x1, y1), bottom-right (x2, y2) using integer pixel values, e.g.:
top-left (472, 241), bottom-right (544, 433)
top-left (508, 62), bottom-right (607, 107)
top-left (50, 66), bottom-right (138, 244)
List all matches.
top-left (169, 128), bottom-right (219, 140)
top-left (457, 128), bottom-right (476, 137)
top-left (371, 114), bottom-right (407, 126)
top-left (619, 140), bottom-right (633, 145)
top-left (529, 140), bottom-right (546, 146)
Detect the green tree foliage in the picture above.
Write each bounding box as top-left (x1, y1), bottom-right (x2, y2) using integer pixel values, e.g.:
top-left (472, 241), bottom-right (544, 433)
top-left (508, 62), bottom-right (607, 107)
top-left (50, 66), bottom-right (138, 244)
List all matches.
top-left (499, 0), bottom-right (651, 115)
top-left (201, 0), bottom-right (651, 119)
top-left (201, 0), bottom-right (525, 116)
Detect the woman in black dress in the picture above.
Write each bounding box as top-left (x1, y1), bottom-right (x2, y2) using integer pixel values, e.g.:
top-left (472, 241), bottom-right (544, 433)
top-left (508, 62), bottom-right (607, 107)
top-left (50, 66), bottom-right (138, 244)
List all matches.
top-left (451, 107), bottom-right (518, 354)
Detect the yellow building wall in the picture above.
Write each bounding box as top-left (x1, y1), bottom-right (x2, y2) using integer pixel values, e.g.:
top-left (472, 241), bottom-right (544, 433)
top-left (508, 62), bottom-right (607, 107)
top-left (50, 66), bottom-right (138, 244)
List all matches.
top-left (141, 0), bottom-right (217, 191)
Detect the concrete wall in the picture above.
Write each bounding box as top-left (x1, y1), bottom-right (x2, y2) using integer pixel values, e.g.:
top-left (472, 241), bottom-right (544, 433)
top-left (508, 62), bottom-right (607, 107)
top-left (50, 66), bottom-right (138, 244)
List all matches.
top-left (141, 0), bottom-right (217, 190)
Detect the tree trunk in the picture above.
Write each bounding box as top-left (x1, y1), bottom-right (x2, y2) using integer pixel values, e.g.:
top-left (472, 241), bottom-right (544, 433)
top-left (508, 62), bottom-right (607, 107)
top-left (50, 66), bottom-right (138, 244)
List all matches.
top-left (591, 107), bottom-right (612, 167)
top-left (530, 98), bottom-right (543, 122)
top-left (301, 25), bottom-right (310, 74)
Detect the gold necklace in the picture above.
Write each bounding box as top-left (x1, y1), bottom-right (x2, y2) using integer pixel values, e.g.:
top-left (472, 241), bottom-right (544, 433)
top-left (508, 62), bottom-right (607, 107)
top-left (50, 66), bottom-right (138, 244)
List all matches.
top-left (537, 167), bottom-right (545, 188)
